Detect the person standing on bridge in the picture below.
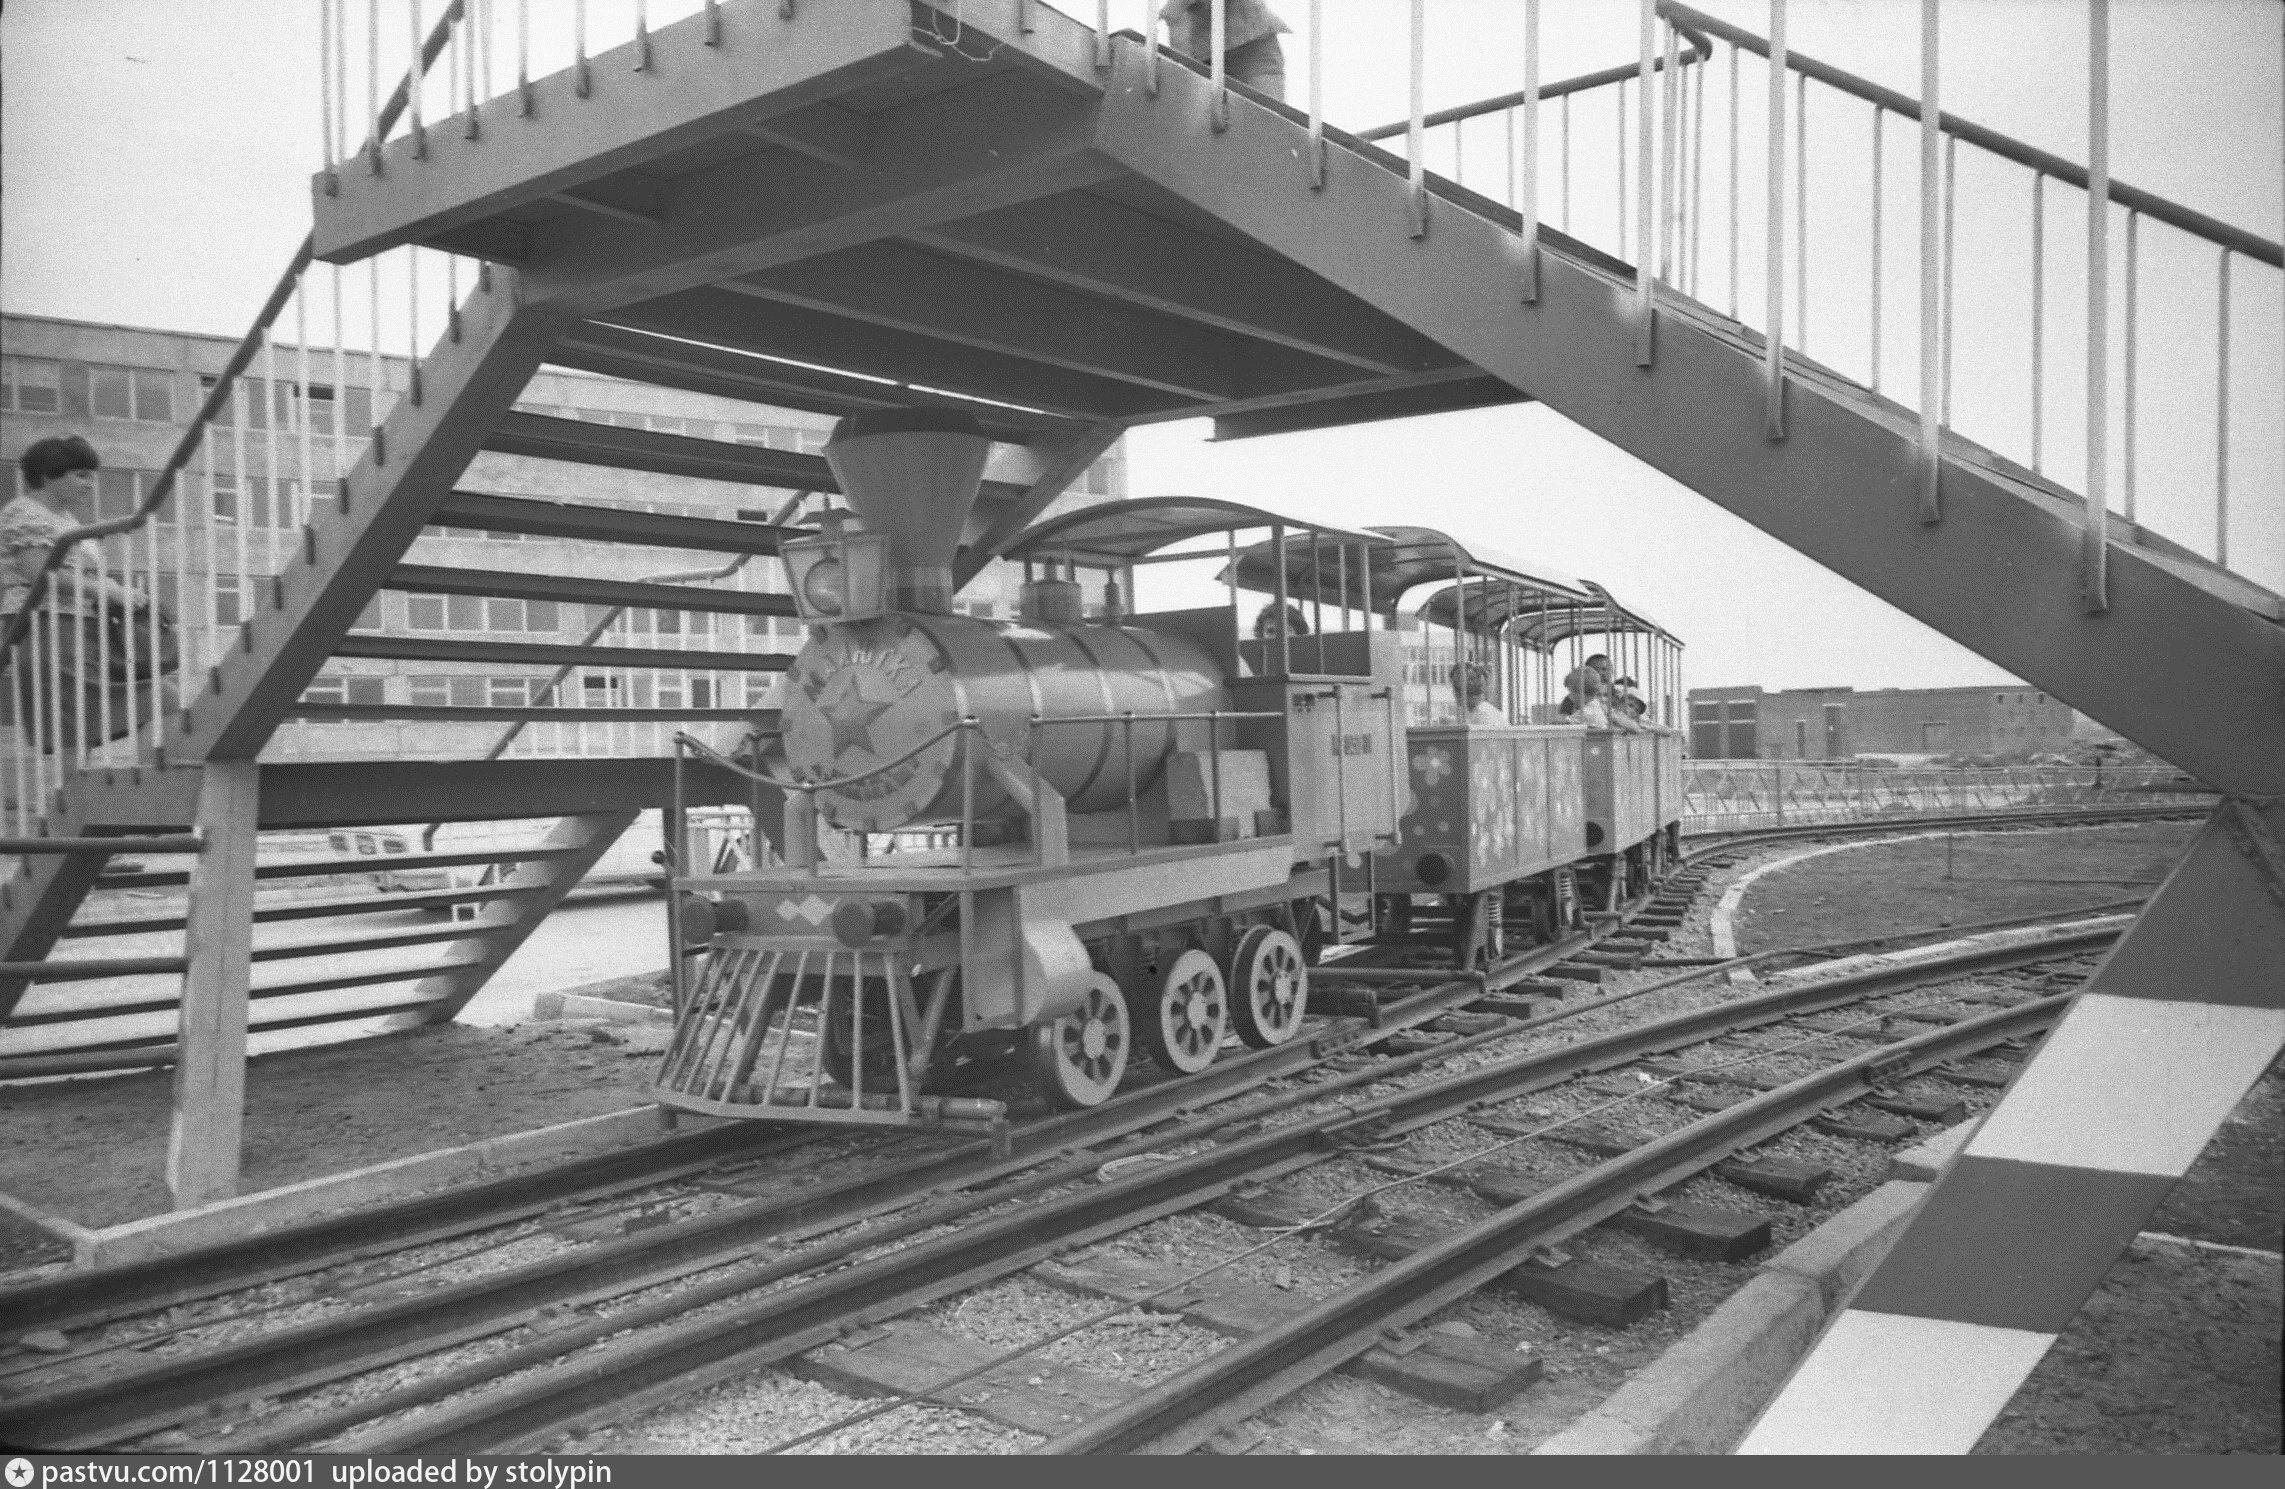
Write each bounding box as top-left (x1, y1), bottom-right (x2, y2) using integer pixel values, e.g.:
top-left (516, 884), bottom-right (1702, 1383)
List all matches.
top-left (1160, 0), bottom-right (1291, 102)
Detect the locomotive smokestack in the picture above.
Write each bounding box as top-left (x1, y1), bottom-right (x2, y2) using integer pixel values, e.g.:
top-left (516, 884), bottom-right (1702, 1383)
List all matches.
top-left (823, 408), bottom-right (991, 614)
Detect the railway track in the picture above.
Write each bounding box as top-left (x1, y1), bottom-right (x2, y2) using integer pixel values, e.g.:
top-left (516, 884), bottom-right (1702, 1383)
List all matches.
top-left (0, 907), bottom-right (2113, 1452)
top-left (0, 804), bottom-right (2182, 1452)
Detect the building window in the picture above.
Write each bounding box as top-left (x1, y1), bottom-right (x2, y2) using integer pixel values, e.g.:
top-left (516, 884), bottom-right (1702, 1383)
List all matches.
top-left (213, 572), bottom-right (243, 627)
top-left (407, 675), bottom-right (538, 708)
top-left (210, 475), bottom-right (302, 529)
top-left (1, 356), bottom-right (63, 413)
top-left (299, 674), bottom-right (385, 717)
top-left (405, 594), bottom-right (558, 632)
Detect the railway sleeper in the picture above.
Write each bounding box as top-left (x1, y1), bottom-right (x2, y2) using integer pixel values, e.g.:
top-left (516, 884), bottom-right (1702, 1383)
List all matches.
top-left (1030, 1254), bottom-right (1543, 1417)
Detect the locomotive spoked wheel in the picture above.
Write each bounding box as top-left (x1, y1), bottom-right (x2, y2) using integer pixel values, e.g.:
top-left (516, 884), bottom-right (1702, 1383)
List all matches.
top-left (1136, 948), bottom-right (1229, 1075)
top-left (1029, 972), bottom-right (1131, 1108)
top-left (822, 976), bottom-right (903, 1092)
top-left (1230, 925), bottom-right (1308, 1048)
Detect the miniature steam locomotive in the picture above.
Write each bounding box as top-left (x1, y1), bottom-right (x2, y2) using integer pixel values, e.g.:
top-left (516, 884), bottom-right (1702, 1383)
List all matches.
top-left (651, 408), bottom-right (1682, 1134)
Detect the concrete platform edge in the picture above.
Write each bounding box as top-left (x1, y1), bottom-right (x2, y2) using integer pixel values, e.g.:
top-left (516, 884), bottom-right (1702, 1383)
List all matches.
top-left (531, 990), bottom-right (674, 1024)
top-left (1531, 1178), bottom-right (1934, 1454)
top-left (62, 1104), bottom-right (684, 1269)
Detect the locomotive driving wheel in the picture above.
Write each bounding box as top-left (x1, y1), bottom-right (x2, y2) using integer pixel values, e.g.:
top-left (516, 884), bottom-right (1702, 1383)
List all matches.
top-left (1135, 948), bottom-right (1229, 1075)
top-left (821, 975), bottom-right (902, 1092)
top-left (1028, 972), bottom-right (1131, 1109)
top-left (1230, 925), bottom-right (1308, 1048)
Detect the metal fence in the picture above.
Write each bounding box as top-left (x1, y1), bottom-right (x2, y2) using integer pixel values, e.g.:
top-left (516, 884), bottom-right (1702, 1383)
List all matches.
top-left (1681, 760), bottom-right (2199, 834)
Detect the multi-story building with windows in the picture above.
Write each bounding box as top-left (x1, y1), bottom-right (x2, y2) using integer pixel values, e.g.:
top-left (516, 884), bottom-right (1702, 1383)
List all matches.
top-left (2, 312), bottom-right (1124, 763)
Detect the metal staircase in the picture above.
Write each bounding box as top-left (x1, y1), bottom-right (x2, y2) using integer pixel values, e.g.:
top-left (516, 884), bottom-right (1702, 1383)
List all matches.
top-left (4, 0), bottom-right (2278, 1434)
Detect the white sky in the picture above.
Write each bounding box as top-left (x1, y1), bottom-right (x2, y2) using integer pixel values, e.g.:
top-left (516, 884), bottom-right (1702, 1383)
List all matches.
top-left (3, 0), bottom-right (2278, 694)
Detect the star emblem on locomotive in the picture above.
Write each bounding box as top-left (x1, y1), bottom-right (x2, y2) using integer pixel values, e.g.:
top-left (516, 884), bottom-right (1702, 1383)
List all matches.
top-left (818, 673), bottom-right (897, 762)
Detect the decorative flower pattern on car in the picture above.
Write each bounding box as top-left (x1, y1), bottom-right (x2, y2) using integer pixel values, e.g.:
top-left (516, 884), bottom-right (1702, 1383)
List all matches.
top-left (1414, 746), bottom-right (1453, 787)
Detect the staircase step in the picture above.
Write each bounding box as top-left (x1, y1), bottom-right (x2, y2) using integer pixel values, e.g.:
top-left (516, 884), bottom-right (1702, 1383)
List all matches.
top-left (483, 410), bottom-right (1037, 503)
top-left (431, 489), bottom-right (799, 554)
top-left (93, 845), bottom-right (580, 892)
top-left (8, 963), bottom-right (472, 1029)
top-left (387, 564), bottom-right (798, 617)
top-left (287, 703), bottom-right (764, 725)
top-left (62, 883), bottom-right (547, 938)
top-left (331, 634), bottom-right (797, 672)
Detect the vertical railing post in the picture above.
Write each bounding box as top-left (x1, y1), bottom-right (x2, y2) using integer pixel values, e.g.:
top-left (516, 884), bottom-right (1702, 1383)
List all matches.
top-left (1636, 0), bottom-right (1657, 365)
top-left (1210, 0), bottom-right (1227, 130)
top-left (2083, 0), bottom-right (2111, 612)
top-left (1305, 0), bottom-right (1322, 185)
top-left (1869, 102), bottom-right (1882, 392)
top-left (1917, 0), bottom-right (1941, 520)
top-left (2214, 248), bottom-right (2231, 569)
top-left (2123, 211), bottom-right (2138, 523)
top-left (1519, 0), bottom-right (1540, 300)
top-left (2031, 173), bottom-right (2046, 472)
top-left (1407, 0), bottom-right (1428, 238)
top-left (1096, 0), bottom-right (1111, 72)
top-left (1764, 0), bottom-right (1787, 435)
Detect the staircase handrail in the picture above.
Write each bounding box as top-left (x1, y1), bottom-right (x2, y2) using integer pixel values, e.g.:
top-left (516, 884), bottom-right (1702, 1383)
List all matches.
top-left (1359, 0), bottom-right (2279, 269)
top-left (0, 1), bottom-right (467, 677)
top-left (1355, 19), bottom-right (1716, 140)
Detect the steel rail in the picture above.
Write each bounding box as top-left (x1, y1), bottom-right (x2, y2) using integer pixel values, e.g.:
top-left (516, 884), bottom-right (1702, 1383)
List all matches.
top-left (1, 804), bottom-right (2131, 1352)
top-left (1680, 800), bottom-right (2205, 859)
top-left (1045, 992), bottom-right (2067, 1454)
top-left (0, 1124), bottom-right (807, 1339)
top-left (194, 923), bottom-right (2104, 1454)
top-left (0, 907), bottom-right (1630, 1449)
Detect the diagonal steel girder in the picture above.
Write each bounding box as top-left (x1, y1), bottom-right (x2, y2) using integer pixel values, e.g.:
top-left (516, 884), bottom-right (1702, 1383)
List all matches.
top-left (1739, 799), bottom-right (2285, 1453)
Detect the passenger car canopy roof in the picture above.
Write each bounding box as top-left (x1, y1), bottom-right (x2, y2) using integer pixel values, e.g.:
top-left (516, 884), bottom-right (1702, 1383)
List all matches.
top-left (1228, 523), bottom-right (1598, 626)
top-left (1499, 580), bottom-right (1681, 650)
top-left (1002, 496), bottom-right (1384, 565)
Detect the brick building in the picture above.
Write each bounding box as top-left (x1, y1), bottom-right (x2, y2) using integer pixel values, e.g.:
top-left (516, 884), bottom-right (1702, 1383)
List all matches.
top-left (1688, 683), bottom-right (2076, 760)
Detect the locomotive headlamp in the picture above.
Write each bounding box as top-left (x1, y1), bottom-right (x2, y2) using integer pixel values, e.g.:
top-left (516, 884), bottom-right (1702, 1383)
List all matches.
top-left (802, 558), bottom-right (847, 615)
top-left (782, 514), bottom-right (890, 624)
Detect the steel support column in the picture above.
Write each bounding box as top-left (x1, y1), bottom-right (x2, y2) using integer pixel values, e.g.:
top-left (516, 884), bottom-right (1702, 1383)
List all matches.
top-left (165, 761), bottom-right (261, 1211)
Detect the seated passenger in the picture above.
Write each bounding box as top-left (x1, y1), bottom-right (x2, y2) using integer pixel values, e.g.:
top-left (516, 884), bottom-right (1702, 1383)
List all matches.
top-left (1561, 653), bottom-right (1613, 714)
top-left (1612, 676), bottom-right (1650, 722)
top-left (1449, 662), bottom-right (1506, 727)
top-left (1254, 601), bottom-right (1310, 640)
top-left (1569, 668), bottom-right (1644, 731)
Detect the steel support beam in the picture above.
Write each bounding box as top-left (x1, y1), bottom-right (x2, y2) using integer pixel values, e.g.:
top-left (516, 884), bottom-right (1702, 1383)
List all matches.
top-left (404, 809), bottom-right (641, 1024)
top-left (908, 192), bottom-right (1458, 376)
top-left (1212, 373), bottom-right (1530, 441)
top-left (165, 761), bottom-right (259, 1211)
top-left (1741, 800), bottom-right (2285, 1453)
top-left (1092, 54), bottom-right (2285, 794)
top-left (519, 69), bottom-right (1124, 318)
top-left (173, 276), bottom-right (577, 763)
top-left (606, 289), bottom-right (1180, 424)
top-left (954, 423), bottom-right (1129, 589)
top-left (429, 489), bottom-right (799, 553)
top-left (547, 322), bottom-right (1071, 445)
top-left (725, 241), bottom-right (1368, 402)
top-left (479, 410), bottom-right (1036, 503)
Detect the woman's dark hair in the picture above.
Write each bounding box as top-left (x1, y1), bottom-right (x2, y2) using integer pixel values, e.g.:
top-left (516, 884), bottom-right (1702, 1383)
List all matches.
top-left (18, 435), bottom-right (101, 491)
top-left (1253, 602), bottom-right (1310, 639)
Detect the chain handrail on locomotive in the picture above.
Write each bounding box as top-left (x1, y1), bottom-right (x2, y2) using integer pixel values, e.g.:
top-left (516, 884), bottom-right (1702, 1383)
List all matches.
top-left (655, 406), bottom-right (1683, 1127)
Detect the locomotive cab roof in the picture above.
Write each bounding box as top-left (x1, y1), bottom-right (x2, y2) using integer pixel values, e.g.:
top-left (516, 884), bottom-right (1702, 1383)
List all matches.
top-left (1000, 495), bottom-right (1384, 566)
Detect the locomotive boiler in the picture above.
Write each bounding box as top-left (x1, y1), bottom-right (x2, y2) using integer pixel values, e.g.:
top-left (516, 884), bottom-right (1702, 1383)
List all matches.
top-left (653, 410), bottom-right (1403, 1130)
